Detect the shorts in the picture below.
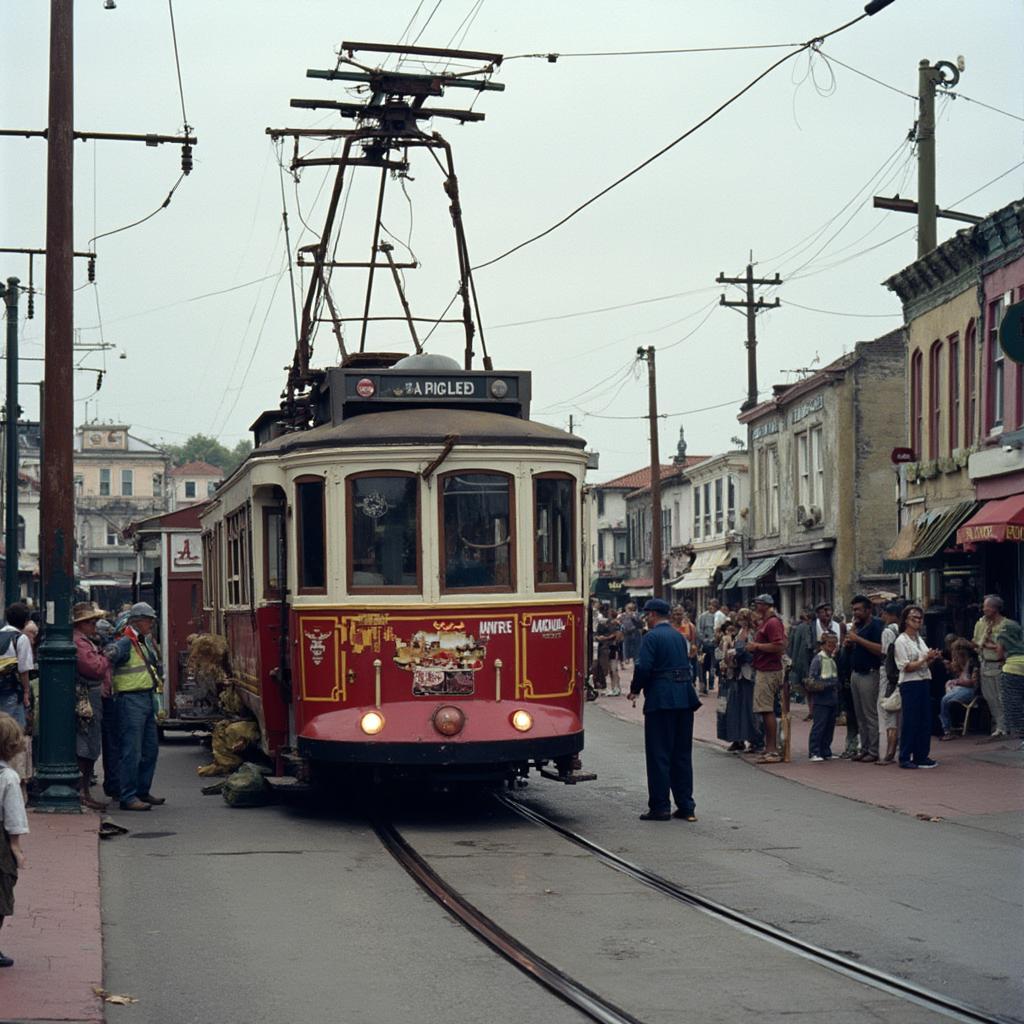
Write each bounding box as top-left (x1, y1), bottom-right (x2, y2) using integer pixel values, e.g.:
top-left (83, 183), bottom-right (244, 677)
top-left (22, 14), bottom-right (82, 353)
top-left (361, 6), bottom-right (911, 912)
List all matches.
top-left (753, 669), bottom-right (784, 714)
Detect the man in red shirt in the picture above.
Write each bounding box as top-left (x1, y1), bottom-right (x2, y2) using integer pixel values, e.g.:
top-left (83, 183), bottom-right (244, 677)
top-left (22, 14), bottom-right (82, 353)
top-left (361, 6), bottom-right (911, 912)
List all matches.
top-left (749, 593), bottom-right (787, 763)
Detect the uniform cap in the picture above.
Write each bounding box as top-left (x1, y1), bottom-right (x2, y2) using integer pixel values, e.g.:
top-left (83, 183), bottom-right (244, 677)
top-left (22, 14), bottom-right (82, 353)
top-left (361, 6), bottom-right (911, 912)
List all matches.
top-left (129, 602), bottom-right (157, 620)
top-left (642, 598), bottom-right (671, 615)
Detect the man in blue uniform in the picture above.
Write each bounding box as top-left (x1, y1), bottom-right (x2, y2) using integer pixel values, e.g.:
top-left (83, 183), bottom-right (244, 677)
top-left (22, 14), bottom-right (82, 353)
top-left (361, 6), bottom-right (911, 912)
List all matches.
top-left (629, 598), bottom-right (702, 822)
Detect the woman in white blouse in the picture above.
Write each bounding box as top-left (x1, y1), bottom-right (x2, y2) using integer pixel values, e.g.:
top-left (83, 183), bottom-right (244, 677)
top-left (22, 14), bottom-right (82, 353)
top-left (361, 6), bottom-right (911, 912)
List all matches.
top-left (894, 605), bottom-right (942, 769)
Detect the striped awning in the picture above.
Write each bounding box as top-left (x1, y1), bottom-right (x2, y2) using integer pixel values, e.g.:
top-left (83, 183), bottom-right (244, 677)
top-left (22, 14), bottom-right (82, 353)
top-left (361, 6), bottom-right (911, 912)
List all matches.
top-left (724, 555), bottom-right (781, 590)
top-left (884, 501), bottom-right (979, 571)
top-left (672, 548), bottom-right (733, 590)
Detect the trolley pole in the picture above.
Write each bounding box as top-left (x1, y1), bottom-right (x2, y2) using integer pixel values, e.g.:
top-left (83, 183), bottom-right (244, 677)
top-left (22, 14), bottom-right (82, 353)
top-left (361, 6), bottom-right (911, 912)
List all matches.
top-left (1, 277), bottom-right (21, 609)
top-left (640, 346), bottom-right (663, 601)
top-left (35, 0), bottom-right (80, 812)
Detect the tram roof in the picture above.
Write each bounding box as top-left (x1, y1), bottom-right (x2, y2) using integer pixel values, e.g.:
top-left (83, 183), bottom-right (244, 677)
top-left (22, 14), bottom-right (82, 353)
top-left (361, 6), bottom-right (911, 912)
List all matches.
top-left (253, 408), bottom-right (586, 456)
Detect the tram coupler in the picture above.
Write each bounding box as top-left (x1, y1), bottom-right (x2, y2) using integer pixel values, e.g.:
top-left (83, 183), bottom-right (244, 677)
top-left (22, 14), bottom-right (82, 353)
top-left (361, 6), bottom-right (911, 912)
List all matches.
top-left (539, 756), bottom-right (596, 785)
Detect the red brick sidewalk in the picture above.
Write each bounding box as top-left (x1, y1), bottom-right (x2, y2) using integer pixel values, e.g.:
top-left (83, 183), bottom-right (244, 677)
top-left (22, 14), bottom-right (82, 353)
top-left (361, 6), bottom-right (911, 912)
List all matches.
top-left (1, 811), bottom-right (104, 1023)
top-left (594, 691), bottom-right (1024, 822)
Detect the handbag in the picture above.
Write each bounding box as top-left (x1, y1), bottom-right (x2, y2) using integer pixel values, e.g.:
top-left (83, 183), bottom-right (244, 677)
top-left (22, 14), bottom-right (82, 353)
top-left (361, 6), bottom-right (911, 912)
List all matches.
top-left (75, 682), bottom-right (94, 732)
top-left (804, 677), bottom-right (828, 694)
top-left (880, 689), bottom-right (902, 712)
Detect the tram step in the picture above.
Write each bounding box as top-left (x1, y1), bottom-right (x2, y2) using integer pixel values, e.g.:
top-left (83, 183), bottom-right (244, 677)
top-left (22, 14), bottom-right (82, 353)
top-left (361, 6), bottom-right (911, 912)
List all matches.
top-left (538, 768), bottom-right (598, 785)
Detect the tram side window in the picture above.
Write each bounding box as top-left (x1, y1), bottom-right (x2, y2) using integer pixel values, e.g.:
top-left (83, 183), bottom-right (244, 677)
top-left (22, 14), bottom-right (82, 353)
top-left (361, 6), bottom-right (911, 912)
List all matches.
top-left (535, 475), bottom-right (575, 589)
top-left (441, 472), bottom-right (514, 591)
top-left (296, 477), bottom-right (326, 593)
top-left (263, 506), bottom-right (285, 596)
top-left (348, 474), bottom-right (419, 591)
top-left (225, 506), bottom-right (251, 607)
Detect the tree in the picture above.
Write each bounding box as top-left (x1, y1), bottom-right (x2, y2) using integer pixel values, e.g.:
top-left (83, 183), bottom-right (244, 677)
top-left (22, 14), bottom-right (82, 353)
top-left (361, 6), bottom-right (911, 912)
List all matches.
top-left (164, 433), bottom-right (254, 474)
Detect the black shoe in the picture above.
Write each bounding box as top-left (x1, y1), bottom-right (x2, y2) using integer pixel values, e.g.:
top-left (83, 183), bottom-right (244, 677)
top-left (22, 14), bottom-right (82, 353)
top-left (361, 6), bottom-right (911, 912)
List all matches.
top-left (0, 951), bottom-right (13, 967)
top-left (672, 809), bottom-right (698, 821)
top-left (899, 761), bottom-right (918, 769)
top-left (138, 794), bottom-right (166, 805)
top-left (119, 799), bottom-right (152, 811)
top-left (639, 810), bottom-right (671, 821)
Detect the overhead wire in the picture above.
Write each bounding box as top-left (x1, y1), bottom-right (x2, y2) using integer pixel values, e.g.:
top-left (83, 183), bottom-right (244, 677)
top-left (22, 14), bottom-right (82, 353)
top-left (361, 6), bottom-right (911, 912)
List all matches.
top-left (167, 0), bottom-right (191, 132)
top-left (472, 9), bottom-right (874, 272)
top-left (784, 300), bottom-right (899, 318)
top-left (504, 41), bottom-right (802, 60)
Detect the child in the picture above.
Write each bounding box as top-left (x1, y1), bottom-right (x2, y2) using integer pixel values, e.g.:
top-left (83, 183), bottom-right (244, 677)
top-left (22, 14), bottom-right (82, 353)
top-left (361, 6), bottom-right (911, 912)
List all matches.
top-left (0, 712), bottom-right (29, 968)
top-left (939, 639), bottom-right (978, 740)
top-left (807, 633), bottom-right (840, 762)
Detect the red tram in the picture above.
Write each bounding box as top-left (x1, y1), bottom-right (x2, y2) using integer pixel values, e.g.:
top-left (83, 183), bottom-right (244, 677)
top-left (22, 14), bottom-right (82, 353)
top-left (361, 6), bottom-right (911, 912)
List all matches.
top-left (197, 42), bottom-right (592, 785)
top-left (199, 357), bottom-right (590, 784)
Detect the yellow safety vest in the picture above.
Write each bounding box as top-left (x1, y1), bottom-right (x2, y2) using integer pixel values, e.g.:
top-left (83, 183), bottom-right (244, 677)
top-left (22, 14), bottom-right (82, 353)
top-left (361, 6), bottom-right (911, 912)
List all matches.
top-left (113, 642), bottom-right (155, 693)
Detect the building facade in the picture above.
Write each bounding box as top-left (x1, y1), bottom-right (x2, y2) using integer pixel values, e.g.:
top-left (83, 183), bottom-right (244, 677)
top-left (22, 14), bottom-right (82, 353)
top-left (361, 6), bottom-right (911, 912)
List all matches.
top-left (74, 423), bottom-right (170, 579)
top-left (739, 329), bottom-right (906, 622)
top-left (170, 460), bottom-right (223, 509)
top-left (884, 199), bottom-right (1024, 627)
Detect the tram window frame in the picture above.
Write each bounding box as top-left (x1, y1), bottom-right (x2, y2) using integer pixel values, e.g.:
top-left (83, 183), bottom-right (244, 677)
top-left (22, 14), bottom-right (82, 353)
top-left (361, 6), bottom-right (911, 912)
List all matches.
top-left (346, 471), bottom-right (422, 595)
top-left (533, 472), bottom-right (577, 592)
top-left (295, 475), bottom-right (328, 595)
top-left (262, 505), bottom-right (286, 599)
top-left (201, 530), bottom-right (215, 609)
top-left (225, 504), bottom-right (251, 608)
top-left (438, 470), bottom-right (516, 595)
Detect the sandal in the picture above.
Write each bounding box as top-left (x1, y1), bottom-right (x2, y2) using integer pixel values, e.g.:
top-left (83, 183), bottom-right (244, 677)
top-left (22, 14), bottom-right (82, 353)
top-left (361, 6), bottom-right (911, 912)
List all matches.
top-left (756, 753), bottom-right (781, 764)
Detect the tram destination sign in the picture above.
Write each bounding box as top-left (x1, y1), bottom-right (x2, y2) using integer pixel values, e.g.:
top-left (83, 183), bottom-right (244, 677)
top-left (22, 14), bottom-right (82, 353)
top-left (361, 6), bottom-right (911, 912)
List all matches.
top-left (329, 367), bottom-right (531, 421)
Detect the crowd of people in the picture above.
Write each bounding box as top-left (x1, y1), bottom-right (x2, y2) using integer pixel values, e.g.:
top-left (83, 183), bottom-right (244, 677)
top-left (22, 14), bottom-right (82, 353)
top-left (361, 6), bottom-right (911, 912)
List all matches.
top-left (0, 599), bottom-right (169, 968)
top-left (591, 589), bottom-right (1024, 770)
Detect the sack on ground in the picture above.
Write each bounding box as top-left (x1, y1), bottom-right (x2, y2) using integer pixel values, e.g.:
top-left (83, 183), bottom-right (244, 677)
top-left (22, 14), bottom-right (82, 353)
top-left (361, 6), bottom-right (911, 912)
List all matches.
top-left (222, 761), bottom-right (271, 807)
top-left (196, 719), bottom-right (262, 776)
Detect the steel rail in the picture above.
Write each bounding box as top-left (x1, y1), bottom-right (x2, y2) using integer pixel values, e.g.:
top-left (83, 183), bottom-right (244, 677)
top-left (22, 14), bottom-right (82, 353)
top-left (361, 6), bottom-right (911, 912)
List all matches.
top-left (496, 795), bottom-right (1016, 1024)
top-left (373, 818), bottom-right (643, 1024)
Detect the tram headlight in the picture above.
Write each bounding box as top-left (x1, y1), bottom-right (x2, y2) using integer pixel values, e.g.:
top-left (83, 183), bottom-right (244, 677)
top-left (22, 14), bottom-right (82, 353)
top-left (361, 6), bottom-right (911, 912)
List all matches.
top-left (360, 710), bottom-right (385, 736)
top-left (510, 709), bottom-right (533, 733)
top-left (432, 705), bottom-right (466, 737)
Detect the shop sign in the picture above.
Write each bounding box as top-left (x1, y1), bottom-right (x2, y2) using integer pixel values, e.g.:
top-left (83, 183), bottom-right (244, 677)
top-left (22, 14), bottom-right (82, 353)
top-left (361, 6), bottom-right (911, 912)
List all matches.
top-left (891, 447), bottom-right (916, 464)
top-left (751, 419), bottom-right (782, 441)
top-left (789, 393), bottom-right (824, 425)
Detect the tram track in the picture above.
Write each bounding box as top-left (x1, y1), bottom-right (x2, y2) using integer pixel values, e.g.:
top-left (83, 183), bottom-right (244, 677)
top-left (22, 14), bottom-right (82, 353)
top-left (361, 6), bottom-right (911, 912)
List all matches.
top-left (494, 793), bottom-right (1017, 1024)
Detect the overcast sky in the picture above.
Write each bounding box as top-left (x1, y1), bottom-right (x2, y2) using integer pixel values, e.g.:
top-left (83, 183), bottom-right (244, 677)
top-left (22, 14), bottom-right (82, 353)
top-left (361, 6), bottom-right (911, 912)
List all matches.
top-left (3, 1), bottom-right (1022, 481)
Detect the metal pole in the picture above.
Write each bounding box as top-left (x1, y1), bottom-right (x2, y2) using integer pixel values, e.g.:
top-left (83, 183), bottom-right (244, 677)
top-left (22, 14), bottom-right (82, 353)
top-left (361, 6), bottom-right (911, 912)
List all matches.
top-left (36, 0), bottom-right (80, 812)
top-left (917, 60), bottom-right (937, 258)
top-left (2, 277), bottom-right (20, 608)
top-left (645, 346), bottom-right (663, 601)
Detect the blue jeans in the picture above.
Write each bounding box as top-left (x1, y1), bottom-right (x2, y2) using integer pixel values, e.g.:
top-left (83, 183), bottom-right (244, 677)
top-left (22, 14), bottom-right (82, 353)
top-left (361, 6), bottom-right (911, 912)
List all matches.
top-left (117, 691), bottom-right (158, 804)
top-left (939, 686), bottom-right (975, 733)
top-left (101, 695), bottom-right (121, 797)
top-left (0, 688), bottom-right (26, 729)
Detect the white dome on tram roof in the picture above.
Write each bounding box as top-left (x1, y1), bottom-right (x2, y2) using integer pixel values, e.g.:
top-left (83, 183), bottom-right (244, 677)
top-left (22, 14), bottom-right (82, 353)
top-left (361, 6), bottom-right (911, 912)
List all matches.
top-left (392, 352), bottom-right (462, 371)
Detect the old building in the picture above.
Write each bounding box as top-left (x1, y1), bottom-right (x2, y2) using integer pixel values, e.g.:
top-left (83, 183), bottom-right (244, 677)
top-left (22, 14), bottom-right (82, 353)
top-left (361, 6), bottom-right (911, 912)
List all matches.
top-left (673, 450), bottom-right (749, 609)
top-left (0, 421), bottom-right (42, 602)
top-left (884, 199), bottom-right (1024, 625)
top-left (170, 460), bottom-right (223, 509)
top-left (74, 423), bottom-right (170, 581)
top-left (739, 329), bottom-right (906, 621)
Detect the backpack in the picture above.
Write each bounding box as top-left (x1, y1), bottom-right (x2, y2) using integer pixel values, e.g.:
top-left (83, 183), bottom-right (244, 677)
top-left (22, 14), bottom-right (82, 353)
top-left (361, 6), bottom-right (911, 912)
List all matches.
top-left (883, 624), bottom-right (900, 693)
top-left (0, 632), bottom-right (21, 692)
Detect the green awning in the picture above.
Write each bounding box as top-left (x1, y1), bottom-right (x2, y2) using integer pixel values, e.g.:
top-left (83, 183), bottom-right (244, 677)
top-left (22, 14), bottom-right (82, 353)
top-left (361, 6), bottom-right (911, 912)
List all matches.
top-left (724, 555), bottom-right (781, 589)
top-left (883, 501), bottom-right (979, 571)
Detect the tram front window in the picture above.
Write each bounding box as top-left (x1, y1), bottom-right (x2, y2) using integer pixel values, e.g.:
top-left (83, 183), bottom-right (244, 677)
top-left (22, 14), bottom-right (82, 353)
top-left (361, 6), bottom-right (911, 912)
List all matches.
top-left (349, 474), bottom-right (419, 590)
top-left (442, 472), bottom-right (513, 591)
top-left (535, 474), bottom-right (575, 588)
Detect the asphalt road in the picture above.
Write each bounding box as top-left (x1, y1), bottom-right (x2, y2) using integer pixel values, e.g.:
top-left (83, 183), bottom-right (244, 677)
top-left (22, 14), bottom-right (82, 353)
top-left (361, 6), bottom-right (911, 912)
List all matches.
top-left (99, 709), bottom-right (1023, 1023)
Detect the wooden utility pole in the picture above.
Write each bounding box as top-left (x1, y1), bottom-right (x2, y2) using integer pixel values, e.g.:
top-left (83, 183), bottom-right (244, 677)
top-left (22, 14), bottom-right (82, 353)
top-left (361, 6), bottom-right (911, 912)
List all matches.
top-left (717, 262), bottom-right (781, 411)
top-left (639, 346), bottom-right (663, 600)
top-left (1, 277), bottom-right (21, 609)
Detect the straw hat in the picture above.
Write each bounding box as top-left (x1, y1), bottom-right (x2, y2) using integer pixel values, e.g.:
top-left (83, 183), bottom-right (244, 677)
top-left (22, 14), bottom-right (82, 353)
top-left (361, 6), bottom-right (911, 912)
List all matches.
top-left (72, 601), bottom-right (108, 624)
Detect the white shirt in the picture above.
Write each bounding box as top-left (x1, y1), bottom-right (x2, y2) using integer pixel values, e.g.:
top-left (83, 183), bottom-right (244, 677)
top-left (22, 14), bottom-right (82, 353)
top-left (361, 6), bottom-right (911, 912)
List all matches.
top-left (0, 761), bottom-right (29, 835)
top-left (880, 622), bottom-right (898, 656)
top-left (713, 609), bottom-right (727, 631)
top-left (894, 633), bottom-right (932, 682)
top-left (0, 625), bottom-right (34, 674)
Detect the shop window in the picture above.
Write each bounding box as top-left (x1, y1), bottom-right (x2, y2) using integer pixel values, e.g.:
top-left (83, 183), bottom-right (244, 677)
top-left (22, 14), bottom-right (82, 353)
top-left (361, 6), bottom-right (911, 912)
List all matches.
top-left (535, 474), bottom-right (575, 589)
top-left (295, 477), bottom-right (326, 593)
top-left (441, 472), bottom-right (514, 592)
top-left (348, 473), bottom-right (420, 591)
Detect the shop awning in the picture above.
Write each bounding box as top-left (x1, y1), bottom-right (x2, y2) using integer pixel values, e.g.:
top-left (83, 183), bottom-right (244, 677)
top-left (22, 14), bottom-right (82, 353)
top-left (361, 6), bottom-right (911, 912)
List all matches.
top-left (776, 550), bottom-right (832, 584)
top-left (672, 549), bottom-right (733, 590)
top-left (724, 555), bottom-right (781, 590)
top-left (956, 494), bottom-right (1024, 544)
top-left (884, 501), bottom-right (979, 571)
top-left (718, 565), bottom-right (743, 589)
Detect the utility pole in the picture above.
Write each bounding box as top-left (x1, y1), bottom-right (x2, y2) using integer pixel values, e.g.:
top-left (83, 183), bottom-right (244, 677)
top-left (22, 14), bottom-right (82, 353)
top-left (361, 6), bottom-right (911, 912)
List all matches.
top-left (639, 346), bottom-right (663, 600)
top-left (717, 262), bottom-right (781, 411)
top-left (1, 277), bottom-right (20, 609)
